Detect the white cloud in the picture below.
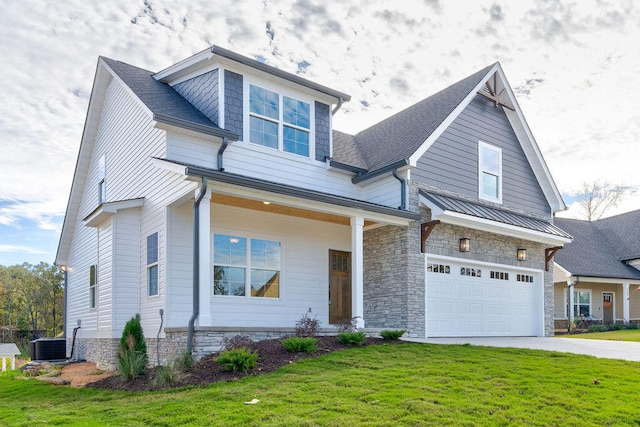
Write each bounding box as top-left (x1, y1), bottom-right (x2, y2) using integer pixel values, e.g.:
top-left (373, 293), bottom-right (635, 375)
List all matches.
top-left (0, 244), bottom-right (48, 255)
top-left (0, 0), bottom-right (639, 248)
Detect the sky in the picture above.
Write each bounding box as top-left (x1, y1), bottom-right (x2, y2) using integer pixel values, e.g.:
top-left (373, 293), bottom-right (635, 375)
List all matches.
top-left (1, 0), bottom-right (639, 266)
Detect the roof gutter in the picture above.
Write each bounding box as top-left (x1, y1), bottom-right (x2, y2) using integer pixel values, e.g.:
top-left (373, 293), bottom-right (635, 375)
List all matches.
top-left (187, 176), bottom-right (208, 355)
top-left (331, 97), bottom-right (344, 115)
top-left (328, 159), bottom-right (368, 175)
top-left (217, 136), bottom-right (229, 171)
top-left (392, 169), bottom-right (407, 210)
top-left (352, 159), bottom-right (410, 184)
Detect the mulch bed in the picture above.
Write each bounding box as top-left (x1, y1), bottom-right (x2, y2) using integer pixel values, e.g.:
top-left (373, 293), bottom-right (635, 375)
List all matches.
top-left (87, 336), bottom-right (406, 392)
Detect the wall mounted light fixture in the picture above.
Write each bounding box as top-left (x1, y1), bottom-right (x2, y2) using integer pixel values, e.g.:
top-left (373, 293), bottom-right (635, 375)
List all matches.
top-left (459, 238), bottom-right (470, 252)
top-left (517, 248), bottom-right (527, 261)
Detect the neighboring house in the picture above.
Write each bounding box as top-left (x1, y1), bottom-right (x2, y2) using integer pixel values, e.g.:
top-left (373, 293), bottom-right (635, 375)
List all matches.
top-left (553, 211), bottom-right (640, 328)
top-left (56, 45), bottom-right (571, 369)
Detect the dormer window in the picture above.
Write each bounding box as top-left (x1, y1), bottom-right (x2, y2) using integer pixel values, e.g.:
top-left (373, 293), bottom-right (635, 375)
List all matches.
top-left (249, 84), bottom-right (310, 157)
top-left (478, 141), bottom-right (502, 203)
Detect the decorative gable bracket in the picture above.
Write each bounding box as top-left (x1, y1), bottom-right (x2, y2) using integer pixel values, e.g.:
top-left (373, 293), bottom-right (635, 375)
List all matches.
top-left (420, 220), bottom-right (440, 253)
top-left (477, 72), bottom-right (515, 111)
top-left (545, 246), bottom-right (563, 272)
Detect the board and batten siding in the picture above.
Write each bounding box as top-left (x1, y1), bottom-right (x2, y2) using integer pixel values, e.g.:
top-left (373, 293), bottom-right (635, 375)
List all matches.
top-left (413, 95), bottom-right (551, 218)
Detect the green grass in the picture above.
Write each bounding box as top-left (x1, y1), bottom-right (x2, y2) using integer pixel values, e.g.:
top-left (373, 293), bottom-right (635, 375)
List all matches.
top-left (563, 329), bottom-right (640, 342)
top-left (2, 343), bottom-right (640, 426)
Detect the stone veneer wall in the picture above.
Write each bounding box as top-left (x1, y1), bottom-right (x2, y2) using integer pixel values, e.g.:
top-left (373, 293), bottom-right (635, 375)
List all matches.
top-left (69, 328), bottom-right (385, 371)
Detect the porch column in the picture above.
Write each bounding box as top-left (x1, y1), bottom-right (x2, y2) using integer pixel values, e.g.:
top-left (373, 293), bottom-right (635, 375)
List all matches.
top-left (568, 283), bottom-right (575, 321)
top-left (623, 283), bottom-right (630, 324)
top-left (351, 216), bottom-right (365, 328)
top-left (198, 189), bottom-right (212, 326)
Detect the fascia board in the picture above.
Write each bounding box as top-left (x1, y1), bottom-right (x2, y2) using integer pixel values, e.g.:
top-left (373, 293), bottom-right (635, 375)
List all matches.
top-left (83, 198), bottom-right (145, 227)
top-left (154, 47), bottom-right (214, 82)
top-left (408, 64), bottom-right (499, 167)
top-left (494, 65), bottom-right (566, 213)
top-left (439, 210), bottom-right (571, 245)
top-left (56, 60), bottom-right (113, 265)
top-left (569, 277), bottom-right (640, 286)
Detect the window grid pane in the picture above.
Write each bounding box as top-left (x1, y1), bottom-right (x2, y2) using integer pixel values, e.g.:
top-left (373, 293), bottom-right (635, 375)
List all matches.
top-left (250, 116), bottom-right (278, 149)
top-left (148, 265), bottom-right (158, 296)
top-left (283, 126), bottom-right (309, 156)
top-left (482, 173), bottom-right (499, 198)
top-left (283, 96), bottom-right (310, 129)
top-left (147, 233), bottom-right (158, 265)
top-left (214, 266), bottom-right (246, 296)
top-left (249, 85), bottom-right (279, 120)
top-left (251, 270), bottom-right (279, 298)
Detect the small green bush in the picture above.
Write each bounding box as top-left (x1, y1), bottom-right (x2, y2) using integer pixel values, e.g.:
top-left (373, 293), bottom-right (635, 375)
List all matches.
top-left (216, 348), bottom-right (258, 372)
top-left (118, 314), bottom-right (147, 380)
top-left (588, 324), bottom-right (607, 333)
top-left (627, 323), bottom-right (639, 330)
top-left (380, 330), bottom-right (406, 340)
top-left (608, 323), bottom-right (624, 331)
top-left (338, 331), bottom-right (366, 347)
top-left (282, 337), bottom-right (318, 353)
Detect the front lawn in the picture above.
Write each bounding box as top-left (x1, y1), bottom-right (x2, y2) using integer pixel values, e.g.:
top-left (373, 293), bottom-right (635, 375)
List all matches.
top-left (1, 343), bottom-right (640, 426)
top-left (563, 329), bottom-right (640, 342)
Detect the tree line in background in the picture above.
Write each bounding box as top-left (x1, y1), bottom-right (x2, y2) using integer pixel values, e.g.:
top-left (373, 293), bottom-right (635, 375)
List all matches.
top-left (0, 262), bottom-right (64, 350)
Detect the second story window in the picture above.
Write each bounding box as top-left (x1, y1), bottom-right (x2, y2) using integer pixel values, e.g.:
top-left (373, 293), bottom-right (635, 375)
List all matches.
top-left (478, 141), bottom-right (502, 203)
top-left (147, 232), bottom-right (159, 297)
top-left (98, 154), bottom-right (106, 204)
top-left (249, 84), bottom-right (310, 157)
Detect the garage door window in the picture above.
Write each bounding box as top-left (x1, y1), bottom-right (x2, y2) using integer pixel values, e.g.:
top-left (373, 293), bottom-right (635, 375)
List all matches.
top-left (427, 264), bottom-right (450, 274)
top-left (574, 290), bottom-right (591, 317)
top-left (460, 267), bottom-right (481, 277)
top-left (490, 270), bottom-right (509, 280)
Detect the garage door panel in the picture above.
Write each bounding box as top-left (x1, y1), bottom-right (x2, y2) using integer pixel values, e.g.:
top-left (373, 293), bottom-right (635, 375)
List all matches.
top-left (427, 259), bottom-right (541, 337)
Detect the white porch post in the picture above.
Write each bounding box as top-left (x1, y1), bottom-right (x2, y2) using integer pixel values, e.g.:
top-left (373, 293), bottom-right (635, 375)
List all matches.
top-left (351, 216), bottom-right (365, 328)
top-left (568, 283), bottom-right (575, 321)
top-left (198, 188), bottom-right (212, 326)
top-left (623, 283), bottom-right (630, 324)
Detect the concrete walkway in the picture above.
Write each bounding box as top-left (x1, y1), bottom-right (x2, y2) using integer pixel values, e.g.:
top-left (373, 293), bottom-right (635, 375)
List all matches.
top-left (404, 336), bottom-right (640, 362)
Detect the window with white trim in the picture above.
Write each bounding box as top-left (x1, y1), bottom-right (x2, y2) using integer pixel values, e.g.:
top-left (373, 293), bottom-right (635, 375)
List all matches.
top-left (89, 265), bottom-right (97, 309)
top-left (249, 84), bottom-right (311, 157)
top-left (574, 290), bottom-right (591, 317)
top-left (479, 141), bottom-right (502, 202)
top-left (213, 234), bottom-right (281, 298)
top-left (147, 233), bottom-right (159, 296)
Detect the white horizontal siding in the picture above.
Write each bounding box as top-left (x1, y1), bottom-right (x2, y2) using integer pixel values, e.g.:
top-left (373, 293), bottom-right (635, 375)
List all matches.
top-left (96, 219), bottom-right (113, 338)
top-left (113, 209), bottom-right (141, 335)
top-left (362, 174), bottom-right (402, 208)
top-left (215, 204), bottom-right (351, 328)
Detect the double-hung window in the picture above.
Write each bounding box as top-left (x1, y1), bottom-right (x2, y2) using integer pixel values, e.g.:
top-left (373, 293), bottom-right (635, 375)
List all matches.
top-left (147, 233), bottom-right (159, 296)
top-left (478, 141), bottom-right (502, 203)
top-left (249, 84), bottom-right (310, 157)
top-left (89, 265), bottom-right (97, 309)
top-left (573, 290), bottom-right (591, 317)
top-left (213, 234), bottom-right (281, 298)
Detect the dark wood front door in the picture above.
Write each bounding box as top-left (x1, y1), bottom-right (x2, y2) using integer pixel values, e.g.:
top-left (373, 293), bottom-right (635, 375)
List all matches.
top-left (329, 250), bottom-right (351, 324)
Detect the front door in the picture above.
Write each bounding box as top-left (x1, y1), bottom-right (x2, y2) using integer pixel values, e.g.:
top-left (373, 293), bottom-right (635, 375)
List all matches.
top-left (603, 292), bottom-right (614, 324)
top-left (329, 250), bottom-right (351, 324)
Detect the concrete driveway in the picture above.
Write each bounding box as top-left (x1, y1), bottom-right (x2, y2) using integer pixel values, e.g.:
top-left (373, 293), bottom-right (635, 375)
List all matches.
top-left (404, 336), bottom-right (640, 362)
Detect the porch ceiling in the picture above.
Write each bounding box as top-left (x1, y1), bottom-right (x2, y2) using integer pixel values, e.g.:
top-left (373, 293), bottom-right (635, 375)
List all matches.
top-left (213, 193), bottom-right (376, 227)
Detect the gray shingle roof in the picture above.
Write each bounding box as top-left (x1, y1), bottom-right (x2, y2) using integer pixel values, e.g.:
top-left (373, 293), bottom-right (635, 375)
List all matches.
top-left (555, 213), bottom-right (640, 280)
top-left (421, 190), bottom-right (571, 239)
top-left (101, 57), bottom-right (238, 140)
top-left (332, 64), bottom-right (495, 173)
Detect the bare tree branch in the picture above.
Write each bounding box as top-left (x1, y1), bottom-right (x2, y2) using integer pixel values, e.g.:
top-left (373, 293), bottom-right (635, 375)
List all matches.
top-left (575, 180), bottom-right (631, 221)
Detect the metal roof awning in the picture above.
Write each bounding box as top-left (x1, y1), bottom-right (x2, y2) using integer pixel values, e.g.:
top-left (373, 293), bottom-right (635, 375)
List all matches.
top-left (420, 190), bottom-right (572, 245)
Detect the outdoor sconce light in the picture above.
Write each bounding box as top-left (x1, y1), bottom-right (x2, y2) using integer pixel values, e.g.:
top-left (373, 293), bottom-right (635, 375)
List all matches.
top-left (517, 248), bottom-right (527, 261)
top-left (459, 238), bottom-right (470, 252)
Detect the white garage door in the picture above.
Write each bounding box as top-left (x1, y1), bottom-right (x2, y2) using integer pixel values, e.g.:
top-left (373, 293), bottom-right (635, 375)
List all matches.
top-left (426, 257), bottom-right (542, 337)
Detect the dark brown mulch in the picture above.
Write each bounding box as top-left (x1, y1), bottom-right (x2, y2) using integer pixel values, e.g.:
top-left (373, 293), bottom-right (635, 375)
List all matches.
top-left (86, 336), bottom-right (406, 392)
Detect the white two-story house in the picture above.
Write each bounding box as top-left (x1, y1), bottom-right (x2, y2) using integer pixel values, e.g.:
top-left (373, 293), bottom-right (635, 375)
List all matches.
top-left (56, 46), bottom-right (570, 369)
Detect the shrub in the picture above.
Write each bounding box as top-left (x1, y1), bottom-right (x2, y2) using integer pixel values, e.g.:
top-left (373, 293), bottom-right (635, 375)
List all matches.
top-left (627, 323), bottom-right (639, 330)
top-left (608, 323), bottom-right (624, 331)
top-left (282, 337), bottom-right (318, 353)
top-left (588, 324), bottom-right (607, 333)
top-left (118, 335), bottom-right (147, 381)
top-left (174, 350), bottom-right (193, 371)
top-left (334, 316), bottom-right (361, 333)
top-left (153, 364), bottom-right (180, 388)
top-left (295, 313), bottom-right (321, 337)
top-left (216, 348), bottom-right (258, 372)
top-left (222, 335), bottom-right (254, 350)
top-left (118, 314), bottom-right (147, 380)
top-left (338, 331), bottom-right (366, 347)
top-left (380, 330), bottom-right (406, 340)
